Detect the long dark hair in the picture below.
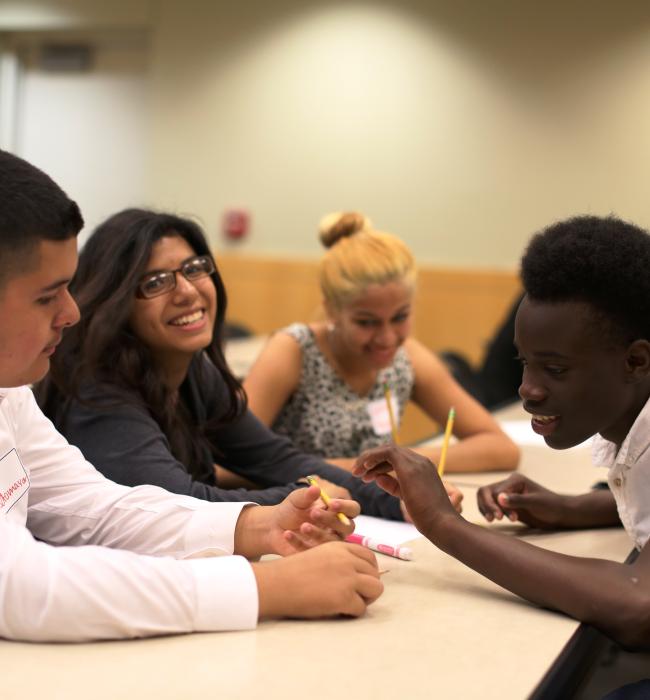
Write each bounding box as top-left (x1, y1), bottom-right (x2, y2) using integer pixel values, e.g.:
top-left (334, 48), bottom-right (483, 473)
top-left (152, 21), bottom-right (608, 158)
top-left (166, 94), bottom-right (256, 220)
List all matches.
top-left (35, 208), bottom-right (247, 475)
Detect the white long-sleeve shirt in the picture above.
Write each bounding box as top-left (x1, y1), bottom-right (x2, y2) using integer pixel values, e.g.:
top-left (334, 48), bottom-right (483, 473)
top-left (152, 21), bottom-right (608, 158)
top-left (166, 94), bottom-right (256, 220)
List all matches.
top-left (0, 386), bottom-right (258, 642)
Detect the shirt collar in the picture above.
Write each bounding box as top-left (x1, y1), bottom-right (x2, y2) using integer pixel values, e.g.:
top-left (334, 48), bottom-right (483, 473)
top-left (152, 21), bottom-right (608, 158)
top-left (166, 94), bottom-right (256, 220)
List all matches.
top-left (592, 394), bottom-right (650, 468)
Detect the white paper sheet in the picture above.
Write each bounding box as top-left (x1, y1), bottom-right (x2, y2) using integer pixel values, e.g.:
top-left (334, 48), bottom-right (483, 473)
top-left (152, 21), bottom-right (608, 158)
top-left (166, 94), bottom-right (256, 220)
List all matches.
top-left (353, 514), bottom-right (423, 546)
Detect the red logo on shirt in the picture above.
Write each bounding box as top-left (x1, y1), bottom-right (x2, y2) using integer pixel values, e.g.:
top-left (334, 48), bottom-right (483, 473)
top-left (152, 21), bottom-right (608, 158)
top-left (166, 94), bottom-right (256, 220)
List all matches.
top-left (0, 475), bottom-right (28, 508)
top-left (0, 448), bottom-right (30, 514)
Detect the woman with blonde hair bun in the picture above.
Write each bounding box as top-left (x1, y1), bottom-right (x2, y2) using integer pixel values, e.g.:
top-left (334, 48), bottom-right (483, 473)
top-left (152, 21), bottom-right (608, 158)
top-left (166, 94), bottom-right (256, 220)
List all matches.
top-left (245, 212), bottom-right (519, 485)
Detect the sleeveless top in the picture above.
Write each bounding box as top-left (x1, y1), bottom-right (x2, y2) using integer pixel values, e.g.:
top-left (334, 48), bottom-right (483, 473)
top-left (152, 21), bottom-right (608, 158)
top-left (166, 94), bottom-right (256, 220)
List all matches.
top-left (272, 323), bottom-right (415, 458)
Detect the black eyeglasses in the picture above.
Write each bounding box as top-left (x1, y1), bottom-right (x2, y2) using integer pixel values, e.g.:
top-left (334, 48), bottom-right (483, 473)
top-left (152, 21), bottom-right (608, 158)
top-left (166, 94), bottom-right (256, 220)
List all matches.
top-left (136, 255), bottom-right (216, 299)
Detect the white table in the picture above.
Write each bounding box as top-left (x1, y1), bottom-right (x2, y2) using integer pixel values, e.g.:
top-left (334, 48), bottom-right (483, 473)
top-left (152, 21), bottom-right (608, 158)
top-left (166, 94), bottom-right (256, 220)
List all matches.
top-left (0, 405), bottom-right (631, 700)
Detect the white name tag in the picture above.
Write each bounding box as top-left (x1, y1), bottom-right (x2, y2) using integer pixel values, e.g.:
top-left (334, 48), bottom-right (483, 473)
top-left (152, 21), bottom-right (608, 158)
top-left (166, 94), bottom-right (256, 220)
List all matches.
top-left (367, 396), bottom-right (398, 437)
top-left (0, 448), bottom-right (29, 515)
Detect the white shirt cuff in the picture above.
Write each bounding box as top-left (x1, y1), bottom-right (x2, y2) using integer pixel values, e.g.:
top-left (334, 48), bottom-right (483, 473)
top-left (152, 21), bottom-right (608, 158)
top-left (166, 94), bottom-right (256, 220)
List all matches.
top-left (183, 501), bottom-right (255, 557)
top-left (187, 555), bottom-right (259, 631)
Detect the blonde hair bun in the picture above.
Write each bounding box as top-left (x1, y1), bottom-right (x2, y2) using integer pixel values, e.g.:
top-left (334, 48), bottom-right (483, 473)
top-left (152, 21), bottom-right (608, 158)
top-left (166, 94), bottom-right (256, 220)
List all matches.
top-left (318, 211), bottom-right (372, 249)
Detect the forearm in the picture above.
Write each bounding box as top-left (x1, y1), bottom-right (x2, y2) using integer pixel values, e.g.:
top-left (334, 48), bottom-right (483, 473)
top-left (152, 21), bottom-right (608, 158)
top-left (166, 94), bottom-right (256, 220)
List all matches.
top-left (324, 457), bottom-right (355, 471)
top-left (414, 433), bottom-right (519, 473)
top-left (431, 514), bottom-right (644, 647)
top-left (214, 464), bottom-right (261, 489)
top-left (555, 489), bottom-right (621, 529)
top-left (1, 520), bottom-right (257, 641)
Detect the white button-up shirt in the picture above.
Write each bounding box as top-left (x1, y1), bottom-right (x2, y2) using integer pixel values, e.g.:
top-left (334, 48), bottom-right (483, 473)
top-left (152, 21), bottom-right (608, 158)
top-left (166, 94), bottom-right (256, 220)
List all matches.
top-left (592, 395), bottom-right (650, 550)
top-left (0, 386), bottom-right (258, 641)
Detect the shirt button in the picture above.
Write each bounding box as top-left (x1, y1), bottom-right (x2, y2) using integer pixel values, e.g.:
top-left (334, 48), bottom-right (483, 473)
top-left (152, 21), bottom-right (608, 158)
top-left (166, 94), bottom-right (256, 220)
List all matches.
top-left (613, 478), bottom-right (622, 487)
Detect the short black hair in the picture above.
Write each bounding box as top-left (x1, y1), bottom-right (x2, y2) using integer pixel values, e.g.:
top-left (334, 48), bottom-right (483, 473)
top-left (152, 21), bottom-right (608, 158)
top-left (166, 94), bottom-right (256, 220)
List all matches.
top-left (0, 149), bottom-right (83, 283)
top-left (521, 215), bottom-right (650, 343)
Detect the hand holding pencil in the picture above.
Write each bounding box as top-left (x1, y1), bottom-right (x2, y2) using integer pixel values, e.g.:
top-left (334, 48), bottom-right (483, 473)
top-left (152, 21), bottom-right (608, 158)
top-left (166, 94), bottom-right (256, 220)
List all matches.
top-left (260, 480), bottom-right (358, 555)
top-left (306, 475), bottom-right (352, 526)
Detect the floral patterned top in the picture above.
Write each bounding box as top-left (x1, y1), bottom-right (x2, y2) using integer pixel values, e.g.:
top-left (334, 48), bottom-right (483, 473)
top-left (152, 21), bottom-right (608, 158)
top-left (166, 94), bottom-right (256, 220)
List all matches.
top-left (272, 323), bottom-right (415, 458)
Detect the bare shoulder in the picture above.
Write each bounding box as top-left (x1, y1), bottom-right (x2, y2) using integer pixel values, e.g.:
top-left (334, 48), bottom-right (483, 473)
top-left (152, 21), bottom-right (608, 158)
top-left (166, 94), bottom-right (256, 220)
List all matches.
top-left (244, 328), bottom-right (305, 422)
top-left (248, 330), bottom-right (304, 378)
top-left (265, 328), bottom-right (303, 355)
top-left (404, 337), bottom-right (447, 375)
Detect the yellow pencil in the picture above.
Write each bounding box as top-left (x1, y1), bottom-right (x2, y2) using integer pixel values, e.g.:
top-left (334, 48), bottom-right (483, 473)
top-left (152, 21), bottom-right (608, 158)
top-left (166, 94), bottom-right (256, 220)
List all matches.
top-left (437, 407), bottom-right (455, 477)
top-left (382, 382), bottom-right (399, 444)
top-left (306, 475), bottom-right (351, 525)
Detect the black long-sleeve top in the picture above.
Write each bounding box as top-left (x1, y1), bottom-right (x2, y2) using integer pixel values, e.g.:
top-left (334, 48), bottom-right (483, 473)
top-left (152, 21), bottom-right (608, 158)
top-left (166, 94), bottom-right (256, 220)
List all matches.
top-left (44, 355), bottom-right (402, 519)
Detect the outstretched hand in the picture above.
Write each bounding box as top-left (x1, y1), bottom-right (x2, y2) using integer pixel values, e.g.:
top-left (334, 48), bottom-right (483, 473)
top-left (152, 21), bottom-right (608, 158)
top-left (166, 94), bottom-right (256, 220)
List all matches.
top-left (353, 446), bottom-right (460, 535)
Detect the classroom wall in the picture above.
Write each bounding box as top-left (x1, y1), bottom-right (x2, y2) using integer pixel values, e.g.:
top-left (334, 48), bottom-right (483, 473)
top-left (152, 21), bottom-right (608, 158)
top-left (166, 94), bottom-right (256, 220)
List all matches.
top-left (147, 0), bottom-right (650, 267)
top-left (218, 253), bottom-right (520, 365)
top-left (0, 1), bottom-right (154, 236)
top-left (8, 30), bottom-right (151, 239)
top-left (3, 1), bottom-right (650, 266)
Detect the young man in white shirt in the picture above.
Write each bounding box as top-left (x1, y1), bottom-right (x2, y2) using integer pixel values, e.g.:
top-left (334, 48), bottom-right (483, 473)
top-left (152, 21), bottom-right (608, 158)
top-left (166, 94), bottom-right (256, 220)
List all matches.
top-left (0, 149), bottom-right (382, 642)
top-left (353, 215), bottom-right (650, 650)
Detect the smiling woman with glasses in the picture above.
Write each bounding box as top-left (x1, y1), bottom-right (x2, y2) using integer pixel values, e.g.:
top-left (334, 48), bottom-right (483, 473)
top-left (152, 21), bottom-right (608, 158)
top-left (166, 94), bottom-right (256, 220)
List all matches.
top-left (33, 208), bottom-right (402, 518)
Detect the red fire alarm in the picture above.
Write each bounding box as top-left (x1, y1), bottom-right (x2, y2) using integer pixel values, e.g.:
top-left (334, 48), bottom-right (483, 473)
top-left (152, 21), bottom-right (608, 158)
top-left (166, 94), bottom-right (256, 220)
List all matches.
top-left (222, 209), bottom-right (250, 241)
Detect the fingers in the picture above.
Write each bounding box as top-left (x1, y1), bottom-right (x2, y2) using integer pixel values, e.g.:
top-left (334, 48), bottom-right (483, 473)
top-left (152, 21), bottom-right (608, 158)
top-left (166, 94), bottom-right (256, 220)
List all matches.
top-left (309, 502), bottom-right (356, 537)
top-left (342, 593), bottom-right (368, 618)
top-left (281, 529), bottom-right (312, 552)
top-left (282, 523), bottom-right (344, 552)
top-left (283, 507), bottom-right (357, 550)
top-left (328, 498), bottom-right (361, 520)
top-left (345, 542), bottom-right (379, 570)
top-left (497, 491), bottom-right (539, 522)
top-left (317, 479), bottom-right (351, 501)
top-left (477, 485), bottom-right (503, 522)
top-left (356, 573), bottom-right (384, 606)
top-left (400, 500), bottom-right (414, 523)
top-left (352, 446), bottom-right (398, 477)
top-left (375, 473), bottom-right (401, 497)
top-left (476, 475), bottom-right (525, 522)
top-left (354, 448), bottom-right (438, 495)
top-left (337, 546), bottom-right (383, 616)
top-left (289, 483), bottom-right (322, 511)
top-left (444, 482), bottom-right (464, 513)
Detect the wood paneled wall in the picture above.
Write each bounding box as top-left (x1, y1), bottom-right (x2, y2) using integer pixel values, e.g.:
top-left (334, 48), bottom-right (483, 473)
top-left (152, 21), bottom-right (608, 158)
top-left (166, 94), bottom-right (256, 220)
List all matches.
top-left (218, 253), bottom-right (521, 442)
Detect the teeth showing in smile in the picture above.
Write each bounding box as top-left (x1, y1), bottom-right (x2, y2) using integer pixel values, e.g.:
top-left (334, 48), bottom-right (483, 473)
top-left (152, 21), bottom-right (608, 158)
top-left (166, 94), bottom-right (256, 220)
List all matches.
top-left (170, 310), bottom-right (204, 326)
top-left (533, 414), bottom-right (558, 424)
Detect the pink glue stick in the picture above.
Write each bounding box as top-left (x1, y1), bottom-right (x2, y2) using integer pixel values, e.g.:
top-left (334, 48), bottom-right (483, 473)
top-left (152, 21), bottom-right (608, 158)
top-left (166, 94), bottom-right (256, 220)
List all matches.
top-left (346, 533), bottom-right (413, 561)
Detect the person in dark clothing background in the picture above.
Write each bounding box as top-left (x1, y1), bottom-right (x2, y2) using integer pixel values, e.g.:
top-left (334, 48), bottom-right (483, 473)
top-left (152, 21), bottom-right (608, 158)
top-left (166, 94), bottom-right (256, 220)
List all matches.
top-left (442, 293), bottom-right (523, 410)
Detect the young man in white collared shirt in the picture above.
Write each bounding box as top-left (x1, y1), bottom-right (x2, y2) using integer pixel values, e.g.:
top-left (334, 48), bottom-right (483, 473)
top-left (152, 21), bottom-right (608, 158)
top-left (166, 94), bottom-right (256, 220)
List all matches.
top-left (353, 215), bottom-right (650, 650)
top-left (0, 149), bottom-right (382, 642)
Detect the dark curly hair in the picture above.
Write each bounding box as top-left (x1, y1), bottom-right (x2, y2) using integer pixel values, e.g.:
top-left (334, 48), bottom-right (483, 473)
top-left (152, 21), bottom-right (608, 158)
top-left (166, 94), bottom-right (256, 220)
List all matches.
top-left (521, 215), bottom-right (650, 344)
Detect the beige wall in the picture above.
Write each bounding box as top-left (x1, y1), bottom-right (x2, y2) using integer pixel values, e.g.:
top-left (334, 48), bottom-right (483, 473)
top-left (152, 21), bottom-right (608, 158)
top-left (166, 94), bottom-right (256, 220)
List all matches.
top-left (3, 0), bottom-right (650, 268)
top-left (147, 0), bottom-right (650, 268)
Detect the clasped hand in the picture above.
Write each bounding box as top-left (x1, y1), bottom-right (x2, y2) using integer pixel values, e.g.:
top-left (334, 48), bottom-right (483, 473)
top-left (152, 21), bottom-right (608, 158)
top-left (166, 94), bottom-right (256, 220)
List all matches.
top-left (476, 474), bottom-right (569, 529)
top-left (236, 484), bottom-right (359, 559)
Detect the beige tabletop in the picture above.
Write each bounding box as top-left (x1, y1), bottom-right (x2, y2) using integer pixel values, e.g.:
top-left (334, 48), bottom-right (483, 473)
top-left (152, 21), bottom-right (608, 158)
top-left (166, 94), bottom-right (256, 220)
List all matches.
top-left (0, 407), bottom-right (631, 700)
